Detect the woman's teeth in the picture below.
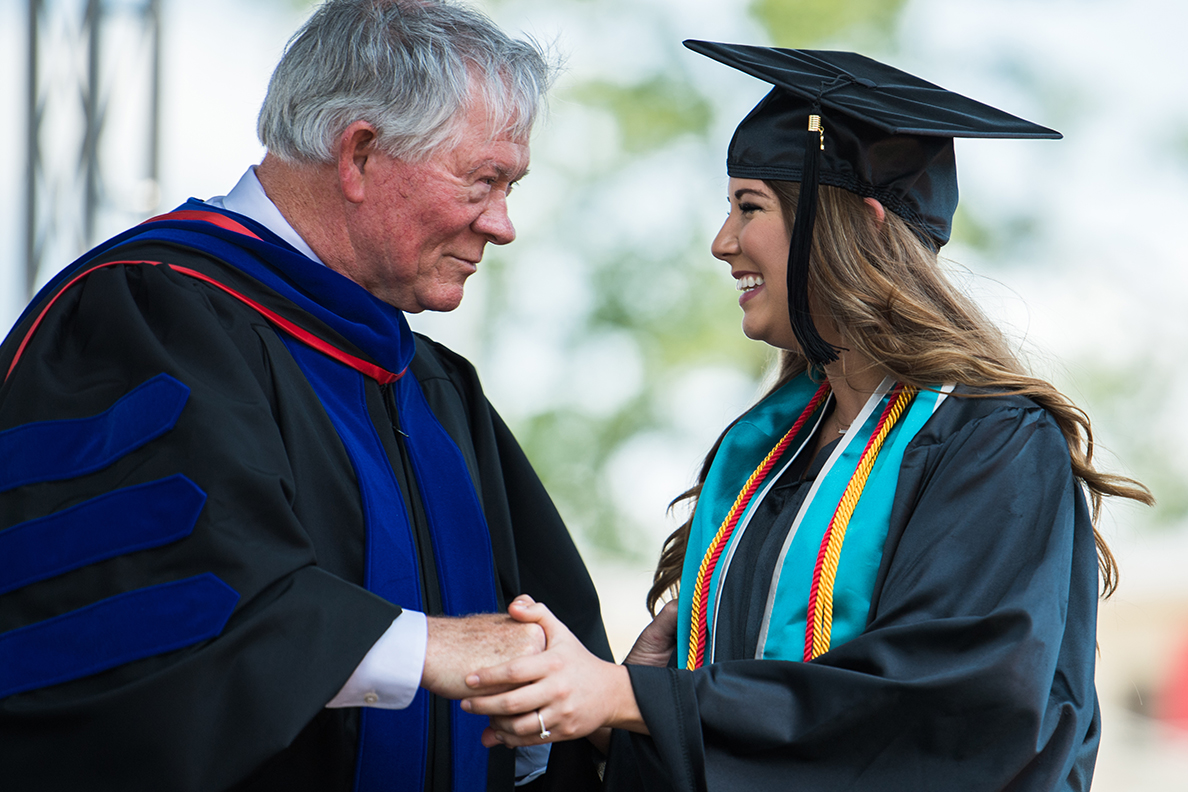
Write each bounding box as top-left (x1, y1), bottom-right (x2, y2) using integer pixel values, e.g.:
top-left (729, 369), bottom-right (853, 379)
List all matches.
top-left (736, 275), bottom-right (765, 291)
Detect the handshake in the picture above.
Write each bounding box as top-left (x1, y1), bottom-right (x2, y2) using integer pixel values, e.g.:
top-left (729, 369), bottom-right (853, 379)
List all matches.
top-left (419, 596), bottom-right (678, 747)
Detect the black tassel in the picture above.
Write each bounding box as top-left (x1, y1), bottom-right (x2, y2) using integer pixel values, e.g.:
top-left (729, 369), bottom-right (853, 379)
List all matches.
top-left (786, 112), bottom-right (840, 366)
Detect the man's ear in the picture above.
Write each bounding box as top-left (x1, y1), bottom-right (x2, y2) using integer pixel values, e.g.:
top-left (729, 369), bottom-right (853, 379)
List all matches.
top-left (863, 196), bottom-right (886, 225)
top-left (338, 120), bottom-right (379, 204)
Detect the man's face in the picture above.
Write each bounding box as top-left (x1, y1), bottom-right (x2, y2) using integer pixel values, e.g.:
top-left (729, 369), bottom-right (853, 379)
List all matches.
top-left (345, 102), bottom-right (530, 313)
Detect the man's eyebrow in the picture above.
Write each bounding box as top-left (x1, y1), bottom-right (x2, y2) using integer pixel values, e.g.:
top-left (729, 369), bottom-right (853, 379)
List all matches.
top-left (469, 161), bottom-right (530, 183)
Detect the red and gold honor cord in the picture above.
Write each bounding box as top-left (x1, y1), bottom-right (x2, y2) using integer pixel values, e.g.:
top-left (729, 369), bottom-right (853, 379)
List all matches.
top-left (804, 384), bottom-right (916, 660)
top-left (685, 383), bottom-right (917, 670)
top-left (685, 382), bottom-right (831, 671)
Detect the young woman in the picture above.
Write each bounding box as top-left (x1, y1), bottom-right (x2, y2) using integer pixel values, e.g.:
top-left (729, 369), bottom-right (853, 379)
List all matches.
top-left (462, 42), bottom-right (1152, 791)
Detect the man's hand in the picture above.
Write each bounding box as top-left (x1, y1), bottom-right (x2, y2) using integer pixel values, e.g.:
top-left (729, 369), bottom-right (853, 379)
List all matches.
top-left (420, 613), bottom-right (546, 699)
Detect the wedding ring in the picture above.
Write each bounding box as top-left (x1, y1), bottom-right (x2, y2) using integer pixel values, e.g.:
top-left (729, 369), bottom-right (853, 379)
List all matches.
top-left (536, 710), bottom-right (551, 740)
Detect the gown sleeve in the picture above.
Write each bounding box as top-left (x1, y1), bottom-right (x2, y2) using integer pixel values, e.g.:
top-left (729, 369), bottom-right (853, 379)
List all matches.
top-left (606, 399), bottom-right (1101, 792)
top-left (0, 260), bottom-right (400, 791)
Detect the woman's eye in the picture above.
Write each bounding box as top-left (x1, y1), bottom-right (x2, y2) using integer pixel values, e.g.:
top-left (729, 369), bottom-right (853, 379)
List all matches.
top-left (739, 202), bottom-right (761, 214)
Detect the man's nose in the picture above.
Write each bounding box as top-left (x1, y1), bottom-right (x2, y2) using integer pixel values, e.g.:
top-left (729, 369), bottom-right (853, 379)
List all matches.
top-left (474, 193), bottom-right (515, 245)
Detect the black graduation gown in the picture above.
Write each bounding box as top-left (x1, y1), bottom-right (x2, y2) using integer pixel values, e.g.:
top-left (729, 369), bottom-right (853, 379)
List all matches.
top-left (0, 233), bottom-right (611, 792)
top-left (605, 389), bottom-right (1101, 792)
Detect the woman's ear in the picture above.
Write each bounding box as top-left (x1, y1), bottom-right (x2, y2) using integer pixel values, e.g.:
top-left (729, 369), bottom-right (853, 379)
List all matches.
top-left (863, 197), bottom-right (886, 225)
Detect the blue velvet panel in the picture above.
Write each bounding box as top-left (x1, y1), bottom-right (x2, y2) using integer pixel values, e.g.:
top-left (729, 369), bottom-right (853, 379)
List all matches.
top-left (283, 337), bottom-right (498, 792)
top-left (0, 573), bottom-right (239, 699)
top-left (0, 373), bottom-right (190, 493)
top-left (0, 475), bottom-right (207, 596)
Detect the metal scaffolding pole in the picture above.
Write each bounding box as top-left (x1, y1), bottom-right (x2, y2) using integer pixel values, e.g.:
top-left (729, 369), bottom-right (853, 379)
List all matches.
top-left (84, 0), bottom-right (101, 246)
top-left (24, 0), bottom-right (41, 301)
top-left (24, 0), bottom-right (162, 300)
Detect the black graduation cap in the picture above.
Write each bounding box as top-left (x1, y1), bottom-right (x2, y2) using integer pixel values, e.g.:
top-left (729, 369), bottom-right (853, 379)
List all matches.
top-left (684, 40), bottom-right (1062, 365)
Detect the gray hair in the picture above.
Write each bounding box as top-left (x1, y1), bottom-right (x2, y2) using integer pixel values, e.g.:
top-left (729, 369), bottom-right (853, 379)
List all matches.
top-left (258, 0), bottom-right (555, 163)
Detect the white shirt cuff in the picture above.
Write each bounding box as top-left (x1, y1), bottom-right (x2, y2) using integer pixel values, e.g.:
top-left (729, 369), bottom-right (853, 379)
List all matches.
top-left (515, 744), bottom-right (552, 786)
top-left (326, 610), bottom-right (427, 710)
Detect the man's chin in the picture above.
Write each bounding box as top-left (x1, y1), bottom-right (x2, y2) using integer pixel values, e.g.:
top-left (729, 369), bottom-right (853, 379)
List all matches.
top-left (403, 289), bottom-right (466, 314)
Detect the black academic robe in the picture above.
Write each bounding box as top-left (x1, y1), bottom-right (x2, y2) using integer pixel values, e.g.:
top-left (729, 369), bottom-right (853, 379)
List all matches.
top-left (0, 222), bottom-right (610, 791)
top-left (605, 389), bottom-right (1101, 792)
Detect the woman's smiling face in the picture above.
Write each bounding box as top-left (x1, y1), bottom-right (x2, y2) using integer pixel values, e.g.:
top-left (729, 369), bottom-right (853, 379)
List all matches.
top-left (711, 178), bottom-right (800, 351)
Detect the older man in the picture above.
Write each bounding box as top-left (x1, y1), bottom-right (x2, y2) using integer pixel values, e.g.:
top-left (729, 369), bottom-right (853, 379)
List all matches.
top-left (0, 1), bottom-right (609, 790)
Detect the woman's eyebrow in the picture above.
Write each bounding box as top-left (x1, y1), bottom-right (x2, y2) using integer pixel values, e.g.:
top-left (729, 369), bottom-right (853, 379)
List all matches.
top-left (733, 187), bottom-right (770, 201)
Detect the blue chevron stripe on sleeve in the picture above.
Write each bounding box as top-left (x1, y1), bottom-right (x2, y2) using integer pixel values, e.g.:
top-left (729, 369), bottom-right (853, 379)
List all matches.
top-left (0, 573), bottom-right (239, 699)
top-left (0, 475), bottom-right (207, 596)
top-left (0, 373), bottom-right (190, 493)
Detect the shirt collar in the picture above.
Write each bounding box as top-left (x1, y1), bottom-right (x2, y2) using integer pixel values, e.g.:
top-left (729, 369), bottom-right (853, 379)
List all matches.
top-left (206, 166), bottom-right (324, 265)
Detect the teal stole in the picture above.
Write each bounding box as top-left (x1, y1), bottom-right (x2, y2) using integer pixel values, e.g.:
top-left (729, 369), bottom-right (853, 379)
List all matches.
top-left (676, 374), bottom-right (949, 664)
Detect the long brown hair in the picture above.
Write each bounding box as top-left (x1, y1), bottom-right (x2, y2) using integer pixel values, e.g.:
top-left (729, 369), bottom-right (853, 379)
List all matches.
top-left (647, 181), bottom-right (1152, 614)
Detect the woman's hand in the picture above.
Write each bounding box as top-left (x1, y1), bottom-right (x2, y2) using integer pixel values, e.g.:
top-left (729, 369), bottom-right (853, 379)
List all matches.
top-left (623, 600), bottom-right (678, 667)
top-left (461, 596), bottom-right (647, 748)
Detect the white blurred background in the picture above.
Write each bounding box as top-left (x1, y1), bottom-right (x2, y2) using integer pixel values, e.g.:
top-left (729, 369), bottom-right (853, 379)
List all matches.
top-left (3, 0), bottom-right (1187, 786)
